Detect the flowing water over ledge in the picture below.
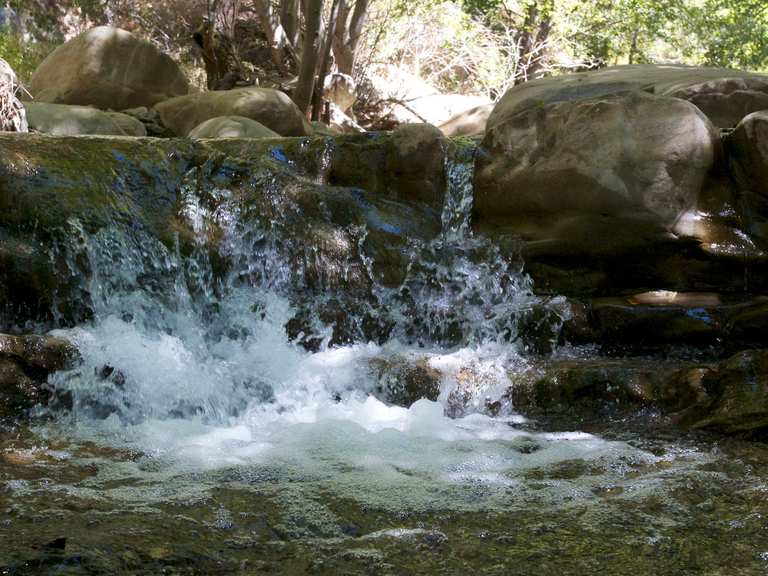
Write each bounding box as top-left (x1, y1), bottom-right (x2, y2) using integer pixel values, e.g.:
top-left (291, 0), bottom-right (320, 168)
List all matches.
top-left (3, 144), bottom-right (768, 574)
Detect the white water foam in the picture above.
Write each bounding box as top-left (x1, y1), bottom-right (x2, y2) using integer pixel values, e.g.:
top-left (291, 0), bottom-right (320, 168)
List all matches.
top-left (32, 150), bottom-right (708, 511)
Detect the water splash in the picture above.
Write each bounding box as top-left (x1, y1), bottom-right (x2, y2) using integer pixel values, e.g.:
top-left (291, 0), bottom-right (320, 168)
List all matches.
top-left (37, 144), bottom-right (601, 496)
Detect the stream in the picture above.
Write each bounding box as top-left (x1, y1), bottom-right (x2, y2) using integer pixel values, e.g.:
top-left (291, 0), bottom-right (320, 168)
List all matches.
top-left (2, 146), bottom-right (768, 575)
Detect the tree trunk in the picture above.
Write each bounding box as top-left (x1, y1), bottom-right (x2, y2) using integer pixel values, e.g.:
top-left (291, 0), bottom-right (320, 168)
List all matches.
top-left (193, 19), bottom-right (242, 90)
top-left (514, 0), bottom-right (552, 85)
top-left (253, 0), bottom-right (293, 73)
top-left (293, 0), bottom-right (324, 115)
top-left (628, 29), bottom-right (639, 64)
top-left (312, 0), bottom-right (344, 120)
top-left (280, 0), bottom-right (300, 47)
top-left (332, 0), bottom-right (368, 75)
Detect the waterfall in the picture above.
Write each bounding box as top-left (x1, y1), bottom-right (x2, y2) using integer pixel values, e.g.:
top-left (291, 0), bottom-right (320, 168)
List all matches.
top-left (33, 143), bottom-right (637, 492)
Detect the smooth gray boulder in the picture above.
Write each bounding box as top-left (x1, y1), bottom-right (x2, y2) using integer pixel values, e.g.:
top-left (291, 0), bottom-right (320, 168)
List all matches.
top-left (487, 64), bottom-right (768, 130)
top-left (25, 102), bottom-right (147, 136)
top-left (729, 111), bottom-right (768, 201)
top-left (28, 26), bottom-right (189, 110)
top-left (727, 111), bottom-right (768, 245)
top-left (188, 115), bottom-right (279, 139)
top-left (475, 91), bottom-right (718, 252)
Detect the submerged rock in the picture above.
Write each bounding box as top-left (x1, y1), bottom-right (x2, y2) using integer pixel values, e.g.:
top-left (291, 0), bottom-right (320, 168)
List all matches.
top-left (369, 357), bottom-right (441, 407)
top-left (28, 26), bottom-right (189, 110)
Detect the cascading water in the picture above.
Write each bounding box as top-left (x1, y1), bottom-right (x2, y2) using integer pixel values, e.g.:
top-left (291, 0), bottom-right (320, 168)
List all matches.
top-left (32, 144), bottom-right (693, 512)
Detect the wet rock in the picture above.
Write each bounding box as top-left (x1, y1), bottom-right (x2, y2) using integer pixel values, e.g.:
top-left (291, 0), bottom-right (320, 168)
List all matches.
top-left (509, 358), bottom-right (710, 418)
top-left (387, 123), bottom-right (448, 207)
top-left (516, 298), bottom-right (570, 355)
top-left (28, 26), bottom-right (189, 110)
top-left (155, 88), bottom-right (312, 137)
top-left (286, 294), bottom-right (393, 351)
top-left (0, 134), bottom-right (195, 328)
top-left (560, 293), bottom-right (768, 354)
top-left (188, 116), bottom-right (279, 139)
top-left (0, 334), bottom-right (79, 372)
top-left (0, 132), bottom-right (446, 329)
top-left (0, 333), bottom-right (79, 420)
top-left (25, 102), bottom-right (146, 136)
top-left (369, 357), bottom-right (441, 407)
top-left (690, 350), bottom-right (768, 436)
top-left (588, 293), bottom-right (723, 352)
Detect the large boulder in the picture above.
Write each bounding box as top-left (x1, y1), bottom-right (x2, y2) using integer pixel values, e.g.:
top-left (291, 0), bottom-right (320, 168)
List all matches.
top-left (154, 88), bottom-right (312, 137)
top-left (188, 115), bottom-right (279, 139)
top-left (25, 102), bottom-right (146, 136)
top-left (670, 77), bottom-right (768, 129)
top-left (474, 91), bottom-right (718, 252)
top-left (727, 111), bottom-right (768, 244)
top-left (28, 26), bottom-right (189, 110)
top-left (486, 64), bottom-right (768, 130)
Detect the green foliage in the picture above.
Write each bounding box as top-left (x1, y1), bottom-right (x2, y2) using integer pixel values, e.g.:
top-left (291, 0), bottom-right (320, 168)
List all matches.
top-left (555, 0), bottom-right (685, 65)
top-left (683, 0), bottom-right (768, 69)
top-left (556, 0), bottom-right (768, 70)
top-left (0, 33), bottom-right (53, 83)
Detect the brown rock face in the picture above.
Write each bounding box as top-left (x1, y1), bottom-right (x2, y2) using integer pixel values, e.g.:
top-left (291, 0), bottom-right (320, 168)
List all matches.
top-left (691, 350), bottom-right (768, 436)
top-left (29, 26), bottom-right (189, 110)
top-left (0, 334), bottom-right (79, 420)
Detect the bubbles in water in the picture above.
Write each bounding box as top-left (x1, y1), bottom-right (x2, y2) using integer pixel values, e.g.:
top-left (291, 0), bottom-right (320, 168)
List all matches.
top-left (36, 144), bottom-right (640, 507)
